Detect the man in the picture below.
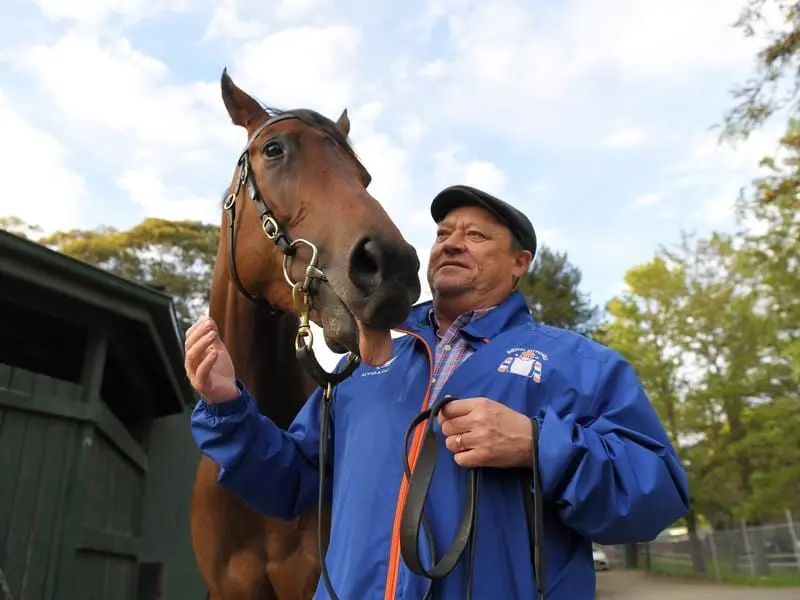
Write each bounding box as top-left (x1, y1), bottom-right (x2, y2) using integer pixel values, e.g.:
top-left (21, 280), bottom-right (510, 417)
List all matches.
top-left (187, 184), bottom-right (690, 599)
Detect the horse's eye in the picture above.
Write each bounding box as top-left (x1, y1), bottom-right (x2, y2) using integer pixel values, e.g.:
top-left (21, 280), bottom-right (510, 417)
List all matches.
top-left (263, 141), bottom-right (284, 159)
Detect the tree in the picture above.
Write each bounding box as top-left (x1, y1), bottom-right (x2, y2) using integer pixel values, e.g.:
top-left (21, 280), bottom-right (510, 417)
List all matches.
top-left (0, 216), bottom-right (43, 240)
top-left (731, 118), bottom-right (800, 519)
top-left (1, 217), bottom-right (221, 329)
top-left (721, 0), bottom-right (800, 141)
top-left (601, 250), bottom-right (706, 572)
top-left (602, 228), bottom-right (798, 573)
top-left (735, 118), bottom-right (800, 379)
top-left (518, 245), bottom-right (601, 337)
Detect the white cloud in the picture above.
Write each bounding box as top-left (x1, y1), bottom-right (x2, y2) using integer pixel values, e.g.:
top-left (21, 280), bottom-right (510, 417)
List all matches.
top-left (231, 26), bottom-right (363, 116)
top-left (412, 0), bottom-right (761, 145)
top-left (205, 0), bottom-right (333, 40)
top-left (633, 192), bottom-right (663, 208)
top-left (602, 128), bottom-right (652, 150)
top-left (431, 144), bottom-right (507, 194)
top-left (0, 90), bottom-right (86, 231)
top-left (348, 103), bottom-right (415, 218)
top-left (217, 30), bottom-right (418, 232)
top-left (116, 167), bottom-right (221, 223)
top-left (399, 116), bottom-right (427, 143)
top-left (34, 0), bottom-right (188, 27)
top-left (205, 0), bottom-right (262, 41)
top-left (670, 125), bottom-right (784, 223)
top-left (16, 34), bottom-right (237, 165)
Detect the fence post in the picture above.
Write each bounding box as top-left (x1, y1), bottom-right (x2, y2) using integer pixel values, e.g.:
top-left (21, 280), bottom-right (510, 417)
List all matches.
top-left (741, 518), bottom-right (756, 575)
top-left (786, 509), bottom-right (800, 573)
top-left (708, 531), bottom-right (722, 581)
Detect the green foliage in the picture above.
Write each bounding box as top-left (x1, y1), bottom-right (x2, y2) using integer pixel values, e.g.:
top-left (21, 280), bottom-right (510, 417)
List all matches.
top-left (0, 217), bottom-right (221, 328)
top-left (735, 118), bottom-right (800, 379)
top-left (0, 216), bottom-right (43, 240)
top-left (603, 119), bottom-right (800, 525)
top-left (517, 245), bottom-right (601, 337)
top-left (721, 0), bottom-right (800, 140)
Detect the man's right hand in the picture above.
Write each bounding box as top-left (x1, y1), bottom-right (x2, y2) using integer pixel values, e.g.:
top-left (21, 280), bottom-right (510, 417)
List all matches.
top-left (185, 316), bottom-right (239, 403)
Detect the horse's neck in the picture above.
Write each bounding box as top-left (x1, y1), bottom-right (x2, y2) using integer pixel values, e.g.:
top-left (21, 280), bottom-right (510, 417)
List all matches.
top-left (209, 282), bottom-right (314, 429)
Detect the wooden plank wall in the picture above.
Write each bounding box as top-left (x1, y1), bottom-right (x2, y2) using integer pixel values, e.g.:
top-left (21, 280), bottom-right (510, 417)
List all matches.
top-left (0, 363), bottom-right (148, 600)
top-left (0, 364), bottom-right (83, 600)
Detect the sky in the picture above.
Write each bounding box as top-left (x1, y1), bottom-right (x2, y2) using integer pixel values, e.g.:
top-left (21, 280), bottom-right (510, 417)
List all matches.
top-left (0, 0), bottom-right (789, 370)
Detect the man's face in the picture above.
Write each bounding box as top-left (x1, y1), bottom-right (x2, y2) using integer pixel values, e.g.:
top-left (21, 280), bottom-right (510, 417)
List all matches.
top-left (427, 205), bottom-right (531, 301)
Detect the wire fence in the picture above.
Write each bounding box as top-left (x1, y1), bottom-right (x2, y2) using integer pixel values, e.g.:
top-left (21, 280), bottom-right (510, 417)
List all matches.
top-left (597, 509), bottom-right (800, 582)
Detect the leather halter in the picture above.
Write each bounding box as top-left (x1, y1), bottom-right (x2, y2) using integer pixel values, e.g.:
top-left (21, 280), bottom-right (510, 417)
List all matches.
top-left (223, 111), bottom-right (370, 315)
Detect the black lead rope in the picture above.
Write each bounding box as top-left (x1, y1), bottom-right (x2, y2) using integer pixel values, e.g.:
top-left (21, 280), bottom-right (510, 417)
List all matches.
top-left (317, 385), bottom-right (339, 600)
top-left (315, 391), bottom-right (547, 600)
top-left (400, 395), bottom-right (480, 600)
top-left (523, 417), bottom-right (547, 600)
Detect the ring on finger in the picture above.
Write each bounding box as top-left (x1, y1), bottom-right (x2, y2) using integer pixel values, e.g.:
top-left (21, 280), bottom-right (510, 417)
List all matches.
top-left (456, 433), bottom-right (465, 452)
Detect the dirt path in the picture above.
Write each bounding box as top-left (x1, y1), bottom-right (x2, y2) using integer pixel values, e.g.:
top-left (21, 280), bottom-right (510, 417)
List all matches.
top-left (596, 570), bottom-right (800, 599)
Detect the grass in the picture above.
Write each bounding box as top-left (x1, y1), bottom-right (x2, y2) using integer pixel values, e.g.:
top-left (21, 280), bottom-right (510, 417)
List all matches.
top-left (646, 557), bottom-right (800, 588)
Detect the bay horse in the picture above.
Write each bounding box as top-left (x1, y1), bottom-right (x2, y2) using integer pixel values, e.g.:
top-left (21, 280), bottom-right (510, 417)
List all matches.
top-left (190, 69), bottom-right (421, 599)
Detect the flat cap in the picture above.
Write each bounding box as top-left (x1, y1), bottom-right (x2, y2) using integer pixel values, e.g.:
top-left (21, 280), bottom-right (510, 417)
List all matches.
top-left (430, 184), bottom-right (537, 257)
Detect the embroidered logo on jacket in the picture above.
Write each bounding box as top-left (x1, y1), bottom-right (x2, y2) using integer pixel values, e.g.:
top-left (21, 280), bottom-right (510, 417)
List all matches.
top-left (497, 350), bottom-right (543, 383)
top-left (361, 356), bottom-right (397, 377)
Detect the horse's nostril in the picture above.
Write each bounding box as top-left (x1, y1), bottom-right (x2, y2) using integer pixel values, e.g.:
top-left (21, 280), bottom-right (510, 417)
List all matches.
top-left (349, 237), bottom-right (383, 293)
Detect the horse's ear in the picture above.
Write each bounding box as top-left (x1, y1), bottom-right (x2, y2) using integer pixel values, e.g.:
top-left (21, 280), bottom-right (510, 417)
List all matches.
top-left (220, 67), bottom-right (265, 130)
top-left (336, 109), bottom-right (350, 137)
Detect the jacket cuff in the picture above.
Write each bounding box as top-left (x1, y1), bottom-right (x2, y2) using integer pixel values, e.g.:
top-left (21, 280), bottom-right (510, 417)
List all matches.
top-left (201, 380), bottom-right (250, 417)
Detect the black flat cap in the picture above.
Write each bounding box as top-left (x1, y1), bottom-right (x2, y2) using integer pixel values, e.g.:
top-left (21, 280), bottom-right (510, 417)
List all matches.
top-left (430, 184), bottom-right (537, 257)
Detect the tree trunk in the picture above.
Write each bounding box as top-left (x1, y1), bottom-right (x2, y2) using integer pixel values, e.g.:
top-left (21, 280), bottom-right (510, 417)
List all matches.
top-left (625, 542), bottom-right (639, 569)
top-left (685, 505), bottom-right (708, 573)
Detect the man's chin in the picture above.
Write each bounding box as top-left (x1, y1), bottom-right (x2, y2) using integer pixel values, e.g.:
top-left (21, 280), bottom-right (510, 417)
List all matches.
top-left (430, 278), bottom-right (471, 300)
top-left (317, 310), bottom-right (394, 367)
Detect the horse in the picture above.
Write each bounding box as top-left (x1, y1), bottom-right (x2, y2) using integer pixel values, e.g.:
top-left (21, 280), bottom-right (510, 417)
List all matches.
top-left (189, 68), bottom-right (422, 600)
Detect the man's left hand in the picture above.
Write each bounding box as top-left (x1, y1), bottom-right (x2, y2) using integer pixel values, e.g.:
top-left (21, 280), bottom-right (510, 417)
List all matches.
top-left (438, 397), bottom-right (532, 469)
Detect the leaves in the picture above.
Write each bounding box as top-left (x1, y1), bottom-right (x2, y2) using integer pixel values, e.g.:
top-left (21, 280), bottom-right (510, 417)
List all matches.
top-left (721, 0), bottom-right (800, 140)
top-left (1, 217), bottom-right (222, 329)
top-left (517, 245), bottom-right (601, 337)
top-left (603, 119), bottom-right (800, 525)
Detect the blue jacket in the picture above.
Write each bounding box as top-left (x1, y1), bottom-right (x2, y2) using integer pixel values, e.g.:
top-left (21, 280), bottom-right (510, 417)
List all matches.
top-left (190, 290), bottom-right (689, 599)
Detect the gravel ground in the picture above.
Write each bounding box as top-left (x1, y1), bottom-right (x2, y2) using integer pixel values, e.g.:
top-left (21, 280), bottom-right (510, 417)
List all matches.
top-left (596, 570), bottom-right (800, 599)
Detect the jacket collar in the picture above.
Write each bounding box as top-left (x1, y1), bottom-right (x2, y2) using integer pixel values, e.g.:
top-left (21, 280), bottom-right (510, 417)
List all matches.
top-left (398, 290), bottom-right (532, 342)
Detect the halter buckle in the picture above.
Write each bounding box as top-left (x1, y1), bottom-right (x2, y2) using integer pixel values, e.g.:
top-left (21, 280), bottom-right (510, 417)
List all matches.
top-left (262, 215), bottom-right (279, 239)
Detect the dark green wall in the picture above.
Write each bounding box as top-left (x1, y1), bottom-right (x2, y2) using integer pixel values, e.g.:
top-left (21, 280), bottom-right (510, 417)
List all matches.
top-left (138, 408), bottom-right (206, 599)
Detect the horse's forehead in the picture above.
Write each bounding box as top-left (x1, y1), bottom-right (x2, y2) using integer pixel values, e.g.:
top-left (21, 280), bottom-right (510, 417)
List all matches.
top-left (245, 110), bottom-right (333, 147)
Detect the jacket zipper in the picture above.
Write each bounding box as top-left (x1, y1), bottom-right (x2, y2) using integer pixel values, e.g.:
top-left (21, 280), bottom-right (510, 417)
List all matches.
top-left (383, 329), bottom-right (434, 600)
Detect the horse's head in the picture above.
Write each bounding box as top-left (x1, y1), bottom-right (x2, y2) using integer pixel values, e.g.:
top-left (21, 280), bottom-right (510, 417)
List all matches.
top-left (218, 69), bottom-right (421, 366)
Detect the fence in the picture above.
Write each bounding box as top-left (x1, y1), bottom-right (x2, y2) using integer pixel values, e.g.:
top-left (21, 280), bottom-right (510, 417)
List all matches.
top-left (598, 510), bottom-right (800, 581)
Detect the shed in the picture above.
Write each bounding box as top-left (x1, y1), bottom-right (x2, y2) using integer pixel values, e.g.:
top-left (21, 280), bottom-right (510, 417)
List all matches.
top-left (0, 230), bottom-right (206, 599)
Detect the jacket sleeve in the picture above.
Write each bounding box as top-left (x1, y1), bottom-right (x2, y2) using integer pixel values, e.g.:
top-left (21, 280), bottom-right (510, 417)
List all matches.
top-left (535, 353), bottom-right (690, 545)
top-left (190, 380), bottom-right (332, 521)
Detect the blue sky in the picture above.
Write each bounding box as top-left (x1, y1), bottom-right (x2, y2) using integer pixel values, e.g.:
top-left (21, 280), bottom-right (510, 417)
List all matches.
top-left (0, 0), bottom-right (788, 367)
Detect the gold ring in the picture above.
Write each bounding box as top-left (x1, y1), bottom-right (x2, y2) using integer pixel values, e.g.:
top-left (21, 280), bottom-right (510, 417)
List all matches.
top-left (456, 433), bottom-right (464, 452)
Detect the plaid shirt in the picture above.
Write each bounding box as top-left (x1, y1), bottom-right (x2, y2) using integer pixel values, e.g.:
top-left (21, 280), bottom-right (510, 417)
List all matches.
top-left (428, 306), bottom-right (495, 402)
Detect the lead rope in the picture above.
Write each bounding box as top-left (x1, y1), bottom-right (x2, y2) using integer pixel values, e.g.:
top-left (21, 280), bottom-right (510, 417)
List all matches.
top-left (525, 417), bottom-right (546, 600)
top-left (400, 395), bottom-right (479, 600)
top-left (291, 286), bottom-right (355, 600)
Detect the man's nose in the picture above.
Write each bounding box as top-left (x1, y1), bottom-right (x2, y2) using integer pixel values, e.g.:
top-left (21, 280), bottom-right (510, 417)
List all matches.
top-left (442, 234), bottom-right (465, 253)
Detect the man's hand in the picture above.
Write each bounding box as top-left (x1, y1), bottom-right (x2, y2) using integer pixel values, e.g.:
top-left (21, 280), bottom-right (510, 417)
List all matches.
top-left (438, 397), bottom-right (532, 468)
top-left (185, 316), bottom-right (239, 403)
